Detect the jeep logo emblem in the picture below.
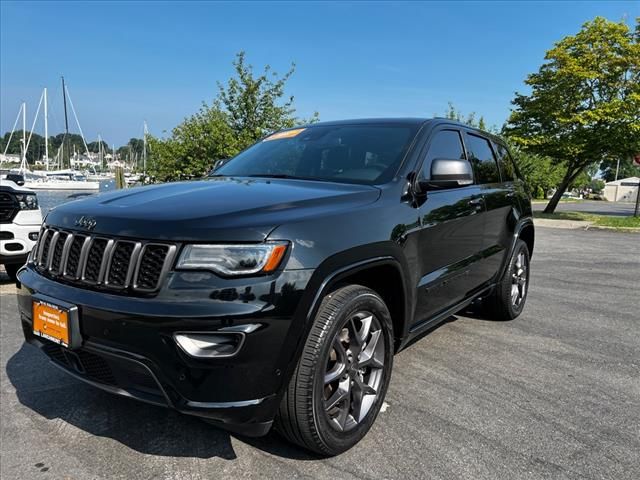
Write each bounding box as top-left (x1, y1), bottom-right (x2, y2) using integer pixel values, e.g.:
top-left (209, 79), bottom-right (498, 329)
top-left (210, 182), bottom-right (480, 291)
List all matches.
top-left (75, 216), bottom-right (97, 230)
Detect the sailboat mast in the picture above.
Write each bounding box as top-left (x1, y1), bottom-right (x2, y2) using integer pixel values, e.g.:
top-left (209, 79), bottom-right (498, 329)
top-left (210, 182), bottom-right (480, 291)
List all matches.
top-left (44, 87), bottom-right (49, 170)
top-left (62, 76), bottom-right (70, 168)
top-left (20, 102), bottom-right (27, 172)
top-left (143, 120), bottom-right (148, 179)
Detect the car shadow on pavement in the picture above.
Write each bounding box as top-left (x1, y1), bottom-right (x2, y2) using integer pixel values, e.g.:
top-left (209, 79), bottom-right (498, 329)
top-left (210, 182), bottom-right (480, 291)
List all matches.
top-left (0, 270), bottom-right (16, 285)
top-left (6, 343), bottom-right (319, 461)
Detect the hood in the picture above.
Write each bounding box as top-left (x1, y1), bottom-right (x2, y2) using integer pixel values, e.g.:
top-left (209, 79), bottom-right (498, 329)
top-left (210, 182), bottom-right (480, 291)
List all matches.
top-left (45, 177), bottom-right (381, 242)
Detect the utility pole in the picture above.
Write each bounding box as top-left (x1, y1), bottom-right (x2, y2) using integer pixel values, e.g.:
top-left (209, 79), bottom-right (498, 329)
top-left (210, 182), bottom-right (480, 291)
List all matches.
top-left (615, 158), bottom-right (620, 181)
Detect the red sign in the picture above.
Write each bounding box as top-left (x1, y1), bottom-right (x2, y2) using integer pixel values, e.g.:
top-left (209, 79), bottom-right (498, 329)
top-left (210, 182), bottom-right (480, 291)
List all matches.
top-left (634, 154), bottom-right (640, 167)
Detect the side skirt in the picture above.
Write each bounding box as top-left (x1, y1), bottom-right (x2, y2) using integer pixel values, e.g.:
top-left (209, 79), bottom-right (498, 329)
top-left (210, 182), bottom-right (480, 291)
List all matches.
top-left (405, 284), bottom-right (495, 337)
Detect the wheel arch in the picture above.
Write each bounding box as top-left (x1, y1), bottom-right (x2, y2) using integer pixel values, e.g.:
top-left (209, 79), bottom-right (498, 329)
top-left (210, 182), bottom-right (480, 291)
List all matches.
top-left (498, 218), bottom-right (535, 281)
top-left (320, 258), bottom-right (409, 352)
top-left (279, 252), bottom-right (413, 394)
top-left (519, 222), bottom-right (535, 258)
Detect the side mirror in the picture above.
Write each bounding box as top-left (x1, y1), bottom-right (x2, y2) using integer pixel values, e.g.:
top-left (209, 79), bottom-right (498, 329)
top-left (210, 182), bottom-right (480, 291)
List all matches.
top-left (6, 174), bottom-right (25, 186)
top-left (418, 158), bottom-right (474, 191)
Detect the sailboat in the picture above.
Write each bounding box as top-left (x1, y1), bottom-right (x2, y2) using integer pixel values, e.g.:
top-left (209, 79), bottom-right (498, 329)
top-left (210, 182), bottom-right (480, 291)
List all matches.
top-left (13, 79), bottom-right (99, 190)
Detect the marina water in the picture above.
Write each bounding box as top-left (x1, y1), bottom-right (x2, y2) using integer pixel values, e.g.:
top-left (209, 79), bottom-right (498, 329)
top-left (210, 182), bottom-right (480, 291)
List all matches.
top-left (37, 179), bottom-right (116, 215)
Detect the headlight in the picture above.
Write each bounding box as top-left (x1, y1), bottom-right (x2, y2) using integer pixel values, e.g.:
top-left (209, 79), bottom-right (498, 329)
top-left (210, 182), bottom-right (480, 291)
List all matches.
top-left (15, 193), bottom-right (39, 210)
top-left (176, 242), bottom-right (288, 276)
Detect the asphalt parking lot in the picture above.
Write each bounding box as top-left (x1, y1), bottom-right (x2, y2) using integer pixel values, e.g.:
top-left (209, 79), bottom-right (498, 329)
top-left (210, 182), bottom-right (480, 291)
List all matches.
top-left (532, 200), bottom-right (636, 216)
top-left (1, 226), bottom-right (638, 480)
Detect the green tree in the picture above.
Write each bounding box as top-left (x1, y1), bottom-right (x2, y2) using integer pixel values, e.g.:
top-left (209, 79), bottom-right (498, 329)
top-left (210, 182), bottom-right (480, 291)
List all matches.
top-left (505, 17), bottom-right (640, 213)
top-left (215, 51), bottom-right (318, 149)
top-left (509, 148), bottom-right (564, 198)
top-left (49, 133), bottom-right (87, 165)
top-left (600, 157), bottom-right (638, 182)
top-left (148, 52), bottom-right (317, 182)
top-left (148, 108), bottom-right (237, 182)
top-left (116, 138), bottom-right (145, 169)
top-left (443, 102), bottom-right (491, 131)
top-left (87, 140), bottom-right (109, 153)
top-left (589, 178), bottom-right (606, 193)
top-left (0, 131), bottom-right (48, 164)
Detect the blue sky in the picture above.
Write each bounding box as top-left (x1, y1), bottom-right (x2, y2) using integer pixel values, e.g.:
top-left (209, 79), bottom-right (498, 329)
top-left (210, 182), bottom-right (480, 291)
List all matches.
top-left (1, 1), bottom-right (637, 146)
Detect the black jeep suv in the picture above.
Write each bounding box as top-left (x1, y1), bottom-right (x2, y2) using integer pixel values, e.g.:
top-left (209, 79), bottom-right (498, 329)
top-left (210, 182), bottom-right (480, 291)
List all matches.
top-left (16, 118), bottom-right (533, 455)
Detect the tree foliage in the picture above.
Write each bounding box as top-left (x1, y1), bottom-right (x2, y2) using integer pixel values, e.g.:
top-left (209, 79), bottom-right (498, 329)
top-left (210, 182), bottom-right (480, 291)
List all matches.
top-left (0, 131), bottom-right (87, 164)
top-left (87, 140), bottom-right (110, 153)
top-left (443, 102), bottom-right (490, 131)
top-left (148, 108), bottom-right (237, 181)
top-left (148, 52), bottom-right (317, 182)
top-left (509, 148), bottom-right (564, 198)
top-left (589, 178), bottom-right (606, 193)
top-left (505, 17), bottom-right (640, 213)
top-left (443, 103), bottom-right (561, 199)
top-left (599, 156), bottom-right (638, 182)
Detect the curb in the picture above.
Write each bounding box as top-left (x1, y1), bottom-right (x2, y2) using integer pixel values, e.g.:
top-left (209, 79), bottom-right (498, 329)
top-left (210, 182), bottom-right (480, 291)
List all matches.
top-left (533, 218), bottom-right (592, 229)
top-left (585, 225), bottom-right (640, 233)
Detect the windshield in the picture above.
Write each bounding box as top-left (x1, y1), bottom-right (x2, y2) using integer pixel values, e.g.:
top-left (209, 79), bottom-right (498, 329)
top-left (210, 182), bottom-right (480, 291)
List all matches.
top-left (213, 124), bottom-right (419, 185)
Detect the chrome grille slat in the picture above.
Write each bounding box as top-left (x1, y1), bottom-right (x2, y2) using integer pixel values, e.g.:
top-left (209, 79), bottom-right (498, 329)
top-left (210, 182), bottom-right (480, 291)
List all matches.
top-left (64, 235), bottom-right (88, 279)
top-left (36, 229), bottom-right (52, 266)
top-left (58, 233), bottom-right (74, 275)
top-left (50, 232), bottom-right (69, 274)
top-left (34, 227), bottom-right (174, 293)
top-left (46, 232), bottom-right (60, 271)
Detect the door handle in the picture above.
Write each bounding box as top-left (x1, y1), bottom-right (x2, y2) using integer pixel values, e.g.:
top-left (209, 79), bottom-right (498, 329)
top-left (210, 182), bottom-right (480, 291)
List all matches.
top-left (468, 198), bottom-right (484, 209)
top-left (506, 191), bottom-right (516, 198)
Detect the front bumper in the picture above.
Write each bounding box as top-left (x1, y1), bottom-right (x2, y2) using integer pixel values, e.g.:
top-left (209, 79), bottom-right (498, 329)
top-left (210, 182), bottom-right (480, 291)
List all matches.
top-left (16, 265), bottom-right (314, 436)
top-left (1, 210), bottom-right (41, 264)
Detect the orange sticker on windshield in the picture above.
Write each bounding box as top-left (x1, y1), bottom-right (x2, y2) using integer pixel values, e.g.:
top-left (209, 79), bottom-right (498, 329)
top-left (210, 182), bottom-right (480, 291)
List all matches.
top-left (264, 128), bottom-right (305, 141)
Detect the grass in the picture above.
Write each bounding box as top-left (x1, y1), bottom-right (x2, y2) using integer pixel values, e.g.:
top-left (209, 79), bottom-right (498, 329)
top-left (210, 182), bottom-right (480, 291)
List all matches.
top-left (534, 211), bottom-right (640, 229)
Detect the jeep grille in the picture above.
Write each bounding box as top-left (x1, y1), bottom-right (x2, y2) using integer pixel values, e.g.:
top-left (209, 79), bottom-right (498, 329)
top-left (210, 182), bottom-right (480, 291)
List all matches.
top-left (34, 227), bottom-right (176, 293)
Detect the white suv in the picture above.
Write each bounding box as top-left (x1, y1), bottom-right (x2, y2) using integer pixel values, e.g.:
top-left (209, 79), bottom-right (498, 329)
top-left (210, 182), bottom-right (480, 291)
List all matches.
top-left (0, 179), bottom-right (43, 281)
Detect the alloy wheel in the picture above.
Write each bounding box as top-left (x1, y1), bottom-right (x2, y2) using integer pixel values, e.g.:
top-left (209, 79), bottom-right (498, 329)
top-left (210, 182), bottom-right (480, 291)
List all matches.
top-left (323, 311), bottom-right (385, 432)
top-left (511, 251), bottom-right (528, 308)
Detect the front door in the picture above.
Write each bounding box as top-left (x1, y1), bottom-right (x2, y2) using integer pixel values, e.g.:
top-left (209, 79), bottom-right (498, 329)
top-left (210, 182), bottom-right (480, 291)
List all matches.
top-left (411, 129), bottom-right (486, 328)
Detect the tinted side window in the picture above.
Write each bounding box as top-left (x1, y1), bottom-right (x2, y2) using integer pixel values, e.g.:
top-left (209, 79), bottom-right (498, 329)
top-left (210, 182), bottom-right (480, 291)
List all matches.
top-left (465, 133), bottom-right (500, 184)
top-left (494, 143), bottom-right (515, 182)
top-left (418, 130), bottom-right (466, 181)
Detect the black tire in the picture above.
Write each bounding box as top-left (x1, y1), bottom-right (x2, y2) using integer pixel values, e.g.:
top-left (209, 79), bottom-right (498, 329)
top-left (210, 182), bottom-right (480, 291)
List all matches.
top-left (275, 284), bottom-right (394, 456)
top-left (3, 264), bottom-right (19, 282)
top-left (485, 239), bottom-right (530, 320)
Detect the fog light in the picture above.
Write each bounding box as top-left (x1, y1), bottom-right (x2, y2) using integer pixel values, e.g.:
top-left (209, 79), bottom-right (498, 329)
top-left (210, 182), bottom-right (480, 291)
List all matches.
top-left (174, 332), bottom-right (245, 358)
top-left (29, 232), bottom-right (39, 241)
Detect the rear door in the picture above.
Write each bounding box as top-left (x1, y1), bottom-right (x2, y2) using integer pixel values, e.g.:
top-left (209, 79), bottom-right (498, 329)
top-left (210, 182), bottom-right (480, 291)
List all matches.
top-left (412, 128), bottom-right (486, 328)
top-left (464, 132), bottom-right (512, 284)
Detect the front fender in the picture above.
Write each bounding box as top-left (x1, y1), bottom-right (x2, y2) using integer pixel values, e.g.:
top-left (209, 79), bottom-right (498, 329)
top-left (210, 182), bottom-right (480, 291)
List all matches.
top-left (273, 246), bottom-right (412, 403)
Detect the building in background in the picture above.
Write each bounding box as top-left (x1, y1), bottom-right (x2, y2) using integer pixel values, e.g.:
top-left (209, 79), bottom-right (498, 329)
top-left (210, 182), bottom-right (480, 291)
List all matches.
top-left (603, 177), bottom-right (640, 202)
